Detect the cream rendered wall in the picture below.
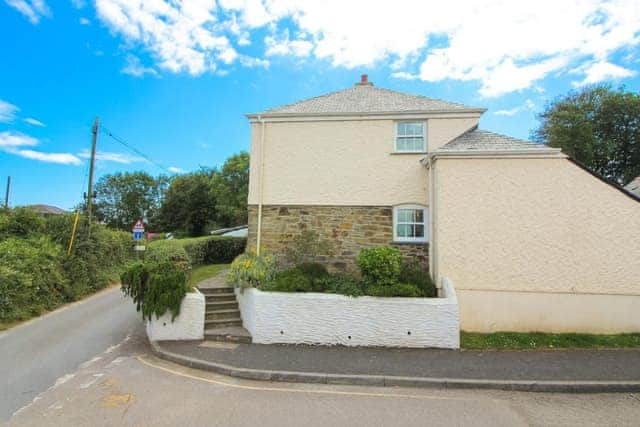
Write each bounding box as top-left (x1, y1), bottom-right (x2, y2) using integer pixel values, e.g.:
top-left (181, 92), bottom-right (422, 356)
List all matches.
top-left (434, 157), bottom-right (640, 332)
top-left (247, 117), bottom-right (478, 206)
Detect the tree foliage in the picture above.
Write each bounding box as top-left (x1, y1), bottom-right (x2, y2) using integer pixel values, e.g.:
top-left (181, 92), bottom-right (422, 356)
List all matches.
top-left (212, 152), bottom-right (250, 226)
top-left (94, 171), bottom-right (168, 230)
top-left (534, 85), bottom-right (640, 185)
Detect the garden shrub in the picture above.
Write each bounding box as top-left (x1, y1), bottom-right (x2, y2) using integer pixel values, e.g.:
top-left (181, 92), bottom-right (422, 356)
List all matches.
top-left (0, 207), bottom-right (45, 239)
top-left (366, 283), bottom-right (421, 297)
top-left (153, 235), bottom-right (246, 265)
top-left (315, 274), bottom-right (364, 296)
top-left (262, 268), bottom-right (313, 293)
top-left (296, 262), bottom-right (329, 279)
top-left (120, 261), bottom-right (187, 321)
top-left (399, 262), bottom-right (436, 297)
top-left (145, 240), bottom-right (192, 279)
top-left (357, 246), bottom-right (402, 287)
top-left (227, 250), bottom-right (276, 290)
top-left (281, 230), bottom-right (334, 265)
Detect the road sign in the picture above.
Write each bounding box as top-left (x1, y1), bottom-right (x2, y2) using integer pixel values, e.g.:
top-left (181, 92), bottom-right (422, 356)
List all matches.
top-left (134, 245), bottom-right (146, 251)
top-left (132, 219), bottom-right (145, 241)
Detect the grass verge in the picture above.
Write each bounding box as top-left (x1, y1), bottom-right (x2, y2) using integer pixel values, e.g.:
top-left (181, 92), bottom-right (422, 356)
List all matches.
top-left (461, 331), bottom-right (640, 350)
top-left (188, 264), bottom-right (229, 288)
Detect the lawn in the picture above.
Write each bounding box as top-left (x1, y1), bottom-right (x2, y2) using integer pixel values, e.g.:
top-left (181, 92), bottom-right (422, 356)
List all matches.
top-left (461, 331), bottom-right (640, 350)
top-left (188, 264), bottom-right (229, 287)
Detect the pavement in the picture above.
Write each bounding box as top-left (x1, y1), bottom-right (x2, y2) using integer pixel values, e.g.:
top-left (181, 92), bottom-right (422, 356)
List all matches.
top-left (153, 340), bottom-right (640, 392)
top-left (0, 285), bottom-right (143, 421)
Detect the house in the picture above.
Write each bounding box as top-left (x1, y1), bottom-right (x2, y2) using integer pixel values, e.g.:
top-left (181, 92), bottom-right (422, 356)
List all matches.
top-left (26, 204), bottom-right (67, 216)
top-left (246, 75), bottom-right (640, 334)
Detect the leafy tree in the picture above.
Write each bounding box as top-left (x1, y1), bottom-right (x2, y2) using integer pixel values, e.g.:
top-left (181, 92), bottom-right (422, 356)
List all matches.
top-left (534, 85), bottom-right (640, 185)
top-left (156, 169), bottom-right (218, 236)
top-left (93, 171), bottom-right (168, 230)
top-left (212, 151), bottom-right (250, 226)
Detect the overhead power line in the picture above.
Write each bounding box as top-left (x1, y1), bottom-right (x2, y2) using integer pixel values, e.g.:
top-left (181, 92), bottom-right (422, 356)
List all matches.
top-left (100, 125), bottom-right (172, 173)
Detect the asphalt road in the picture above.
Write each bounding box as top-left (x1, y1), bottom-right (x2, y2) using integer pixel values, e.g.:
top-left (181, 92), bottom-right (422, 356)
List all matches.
top-left (0, 286), bottom-right (143, 420)
top-left (8, 337), bottom-right (640, 427)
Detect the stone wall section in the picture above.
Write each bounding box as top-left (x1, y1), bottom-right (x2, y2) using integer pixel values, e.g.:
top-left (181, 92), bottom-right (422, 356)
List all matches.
top-left (248, 205), bottom-right (428, 271)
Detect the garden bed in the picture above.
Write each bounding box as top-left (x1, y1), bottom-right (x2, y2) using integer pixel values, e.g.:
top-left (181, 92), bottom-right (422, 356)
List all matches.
top-left (236, 278), bottom-right (459, 349)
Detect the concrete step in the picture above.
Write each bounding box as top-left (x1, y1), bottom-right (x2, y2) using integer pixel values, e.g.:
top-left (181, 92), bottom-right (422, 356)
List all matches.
top-left (204, 326), bottom-right (252, 344)
top-left (205, 293), bottom-right (236, 303)
top-left (205, 301), bottom-right (239, 311)
top-left (205, 318), bottom-right (243, 328)
top-left (205, 309), bottom-right (241, 321)
top-left (199, 286), bottom-right (235, 295)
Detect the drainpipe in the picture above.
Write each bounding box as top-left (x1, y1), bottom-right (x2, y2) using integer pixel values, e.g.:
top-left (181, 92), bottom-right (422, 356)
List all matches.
top-left (427, 154), bottom-right (440, 296)
top-left (256, 115), bottom-right (266, 255)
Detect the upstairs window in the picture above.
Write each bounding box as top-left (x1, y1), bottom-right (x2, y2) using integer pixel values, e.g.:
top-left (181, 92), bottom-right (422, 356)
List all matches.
top-left (393, 205), bottom-right (428, 243)
top-left (395, 121), bottom-right (426, 152)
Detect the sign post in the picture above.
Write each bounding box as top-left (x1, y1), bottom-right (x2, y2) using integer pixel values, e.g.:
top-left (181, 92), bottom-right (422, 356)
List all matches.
top-left (132, 219), bottom-right (146, 255)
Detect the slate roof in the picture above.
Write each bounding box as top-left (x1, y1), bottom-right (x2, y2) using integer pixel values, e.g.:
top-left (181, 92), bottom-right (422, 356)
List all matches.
top-left (250, 84), bottom-right (484, 116)
top-left (439, 127), bottom-right (556, 152)
top-left (624, 176), bottom-right (640, 197)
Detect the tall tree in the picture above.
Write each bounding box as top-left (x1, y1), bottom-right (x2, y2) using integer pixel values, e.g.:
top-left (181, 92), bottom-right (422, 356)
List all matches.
top-left (93, 172), bottom-right (168, 230)
top-left (156, 168), bottom-right (218, 236)
top-left (534, 85), bottom-right (640, 185)
top-left (212, 151), bottom-right (250, 226)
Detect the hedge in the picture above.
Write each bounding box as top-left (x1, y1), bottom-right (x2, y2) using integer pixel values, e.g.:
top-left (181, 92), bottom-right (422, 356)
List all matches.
top-left (151, 235), bottom-right (246, 266)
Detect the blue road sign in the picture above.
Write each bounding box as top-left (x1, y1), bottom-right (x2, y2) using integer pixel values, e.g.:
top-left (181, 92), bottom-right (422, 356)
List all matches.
top-left (133, 231), bottom-right (144, 241)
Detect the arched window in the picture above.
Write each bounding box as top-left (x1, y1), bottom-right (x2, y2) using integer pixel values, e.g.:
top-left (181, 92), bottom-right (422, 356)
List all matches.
top-left (393, 205), bottom-right (428, 243)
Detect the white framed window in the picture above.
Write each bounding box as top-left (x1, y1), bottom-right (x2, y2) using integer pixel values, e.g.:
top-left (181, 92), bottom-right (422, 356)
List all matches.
top-left (395, 121), bottom-right (426, 152)
top-left (393, 205), bottom-right (428, 243)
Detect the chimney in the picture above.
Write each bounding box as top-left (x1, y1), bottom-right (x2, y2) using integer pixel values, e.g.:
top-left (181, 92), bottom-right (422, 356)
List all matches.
top-left (355, 74), bottom-right (373, 86)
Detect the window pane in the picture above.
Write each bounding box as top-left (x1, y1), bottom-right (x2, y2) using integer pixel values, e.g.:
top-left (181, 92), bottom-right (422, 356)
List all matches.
top-left (397, 209), bottom-right (410, 222)
top-left (415, 224), bottom-right (424, 238)
top-left (396, 137), bottom-right (424, 151)
top-left (396, 224), bottom-right (411, 237)
top-left (405, 123), bottom-right (423, 136)
top-left (397, 122), bottom-right (407, 135)
top-left (415, 209), bottom-right (424, 223)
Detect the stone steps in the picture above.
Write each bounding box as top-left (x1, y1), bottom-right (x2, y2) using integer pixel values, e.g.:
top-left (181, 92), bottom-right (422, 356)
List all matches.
top-left (205, 326), bottom-right (252, 344)
top-left (205, 308), bottom-right (241, 321)
top-left (205, 293), bottom-right (236, 303)
top-left (198, 282), bottom-right (250, 343)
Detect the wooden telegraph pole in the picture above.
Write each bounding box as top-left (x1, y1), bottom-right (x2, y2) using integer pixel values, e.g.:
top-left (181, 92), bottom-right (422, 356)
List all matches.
top-left (86, 117), bottom-right (99, 232)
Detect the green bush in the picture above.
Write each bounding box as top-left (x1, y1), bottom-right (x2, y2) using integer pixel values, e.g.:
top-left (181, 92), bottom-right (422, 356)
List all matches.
top-left (399, 262), bottom-right (436, 297)
top-left (281, 230), bottom-right (334, 265)
top-left (227, 250), bottom-right (276, 290)
top-left (152, 236), bottom-right (246, 265)
top-left (0, 237), bottom-right (71, 322)
top-left (357, 246), bottom-right (402, 287)
top-left (120, 261), bottom-right (187, 321)
top-left (0, 207), bottom-right (45, 239)
top-left (145, 240), bottom-right (192, 279)
top-left (366, 283), bottom-right (421, 297)
top-left (262, 268), bottom-right (313, 293)
top-left (296, 262), bottom-right (329, 279)
top-left (315, 274), bottom-right (364, 296)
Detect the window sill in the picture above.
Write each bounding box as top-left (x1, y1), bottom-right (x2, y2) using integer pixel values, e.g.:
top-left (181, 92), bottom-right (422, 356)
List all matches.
top-left (391, 241), bottom-right (429, 245)
top-left (390, 152), bottom-right (428, 155)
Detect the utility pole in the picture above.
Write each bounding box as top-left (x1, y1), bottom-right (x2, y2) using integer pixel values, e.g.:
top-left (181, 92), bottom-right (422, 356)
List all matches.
top-left (86, 117), bottom-right (99, 230)
top-left (4, 176), bottom-right (10, 209)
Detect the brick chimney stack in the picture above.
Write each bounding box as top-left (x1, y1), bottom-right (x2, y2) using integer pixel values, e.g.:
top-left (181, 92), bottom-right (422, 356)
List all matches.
top-left (355, 74), bottom-right (373, 86)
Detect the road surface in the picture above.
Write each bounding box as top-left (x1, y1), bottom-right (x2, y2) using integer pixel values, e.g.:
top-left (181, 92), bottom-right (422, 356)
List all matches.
top-left (0, 286), bottom-right (143, 420)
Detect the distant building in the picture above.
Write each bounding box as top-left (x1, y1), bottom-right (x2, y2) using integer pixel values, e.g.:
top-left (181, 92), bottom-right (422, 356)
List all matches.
top-left (26, 204), bottom-right (67, 216)
top-left (625, 176), bottom-right (640, 197)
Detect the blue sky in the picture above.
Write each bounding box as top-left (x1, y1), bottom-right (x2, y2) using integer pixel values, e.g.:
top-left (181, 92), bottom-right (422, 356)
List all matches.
top-left (1, 0), bottom-right (639, 210)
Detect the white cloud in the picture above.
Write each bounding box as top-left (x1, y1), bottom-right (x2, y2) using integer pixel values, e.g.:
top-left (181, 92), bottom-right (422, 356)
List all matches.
top-left (167, 166), bottom-right (184, 174)
top-left (13, 149), bottom-right (82, 165)
top-left (121, 54), bottom-right (157, 77)
top-left (79, 17), bottom-right (90, 25)
top-left (77, 149), bottom-right (144, 164)
top-left (71, 0), bottom-right (85, 8)
top-left (0, 131), bottom-right (38, 148)
top-left (573, 61), bottom-right (637, 86)
top-left (94, 0), bottom-right (640, 96)
top-left (4, 0), bottom-right (51, 24)
top-left (24, 117), bottom-right (45, 127)
top-left (0, 100), bottom-right (19, 123)
top-left (494, 100), bottom-right (536, 116)
top-left (0, 131), bottom-right (81, 165)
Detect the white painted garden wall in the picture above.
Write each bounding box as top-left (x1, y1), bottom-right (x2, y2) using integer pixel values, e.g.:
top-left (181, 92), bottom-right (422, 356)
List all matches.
top-left (235, 278), bottom-right (460, 349)
top-left (146, 291), bottom-right (205, 341)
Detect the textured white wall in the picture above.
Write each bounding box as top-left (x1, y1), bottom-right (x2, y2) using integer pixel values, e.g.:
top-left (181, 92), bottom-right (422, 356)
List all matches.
top-left (247, 118), bottom-right (478, 206)
top-left (236, 280), bottom-right (459, 349)
top-left (146, 292), bottom-right (205, 341)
